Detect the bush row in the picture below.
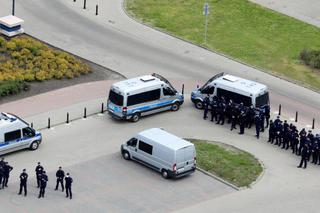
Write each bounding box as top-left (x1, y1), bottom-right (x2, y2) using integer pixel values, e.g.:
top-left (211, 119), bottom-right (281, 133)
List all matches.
top-left (0, 80), bottom-right (29, 97)
top-left (0, 35), bottom-right (91, 82)
top-left (300, 49), bottom-right (320, 69)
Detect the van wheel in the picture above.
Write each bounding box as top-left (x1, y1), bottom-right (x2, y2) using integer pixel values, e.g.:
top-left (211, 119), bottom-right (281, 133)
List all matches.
top-left (171, 102), bottom-right (180, 111)
top-left (29, 141), bottom-right (39, 151)
top-left (131, 113), bottom-right (140, 122)
top-left (195, 100), bottom-right (203, 109)
top-left (161, 169), bottom-right (169, 179)
top-left (122, 151), bottom-right (130, 160)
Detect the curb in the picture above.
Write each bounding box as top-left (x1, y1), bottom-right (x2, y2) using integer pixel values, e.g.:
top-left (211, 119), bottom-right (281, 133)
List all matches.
top-left (196, 167), bottom-right (240, 191)
top-left (247, 157), bottom-right (266, 189)
top-left (122, 0), bottom-right (320, 94)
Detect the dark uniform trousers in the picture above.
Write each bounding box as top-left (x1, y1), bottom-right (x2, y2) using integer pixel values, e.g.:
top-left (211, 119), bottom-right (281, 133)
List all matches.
top-left (56, 178), bottom-right (64, 191)
top-left (19, 182), bottom-right (27, 196)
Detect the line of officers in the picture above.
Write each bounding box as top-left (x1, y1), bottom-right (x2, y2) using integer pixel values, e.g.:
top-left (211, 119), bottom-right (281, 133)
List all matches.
top-left (0, 159), bottom-right (73, 199)
top-left (202, 94), bottom-right (270, 139)
top-left (268, 116), bottom-right (320, 169)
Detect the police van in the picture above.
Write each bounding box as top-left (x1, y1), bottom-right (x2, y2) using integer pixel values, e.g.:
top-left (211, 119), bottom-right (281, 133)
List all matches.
top-left (191, 73), bottom-right (269, 109)
top-left (121, 128), bottom-right (196, 179)
top-left (0, 112), bottom-right (42, 156)
top-left (107, 73), bottom-right (184, 122)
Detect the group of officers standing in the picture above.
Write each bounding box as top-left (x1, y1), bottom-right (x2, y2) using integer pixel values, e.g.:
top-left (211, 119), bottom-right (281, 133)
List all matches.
top-left (202, 94), bottom-right (270, 139)
top-left (201, 93), bottom-right (319, 169)
top-left (268, 117), bottom-right (320, 169)
top-left (0, 158), bottom-right (73, 199)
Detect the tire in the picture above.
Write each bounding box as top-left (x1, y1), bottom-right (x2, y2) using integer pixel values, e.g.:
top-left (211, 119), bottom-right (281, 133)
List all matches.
top-left (29, 141), bottom-right (39, 151)
top-left (171, 102), bottom-right (180, 111)
top-left (161, 169), bottom-right (169, 179)
top-left (195, 100), bottom-right (203, 109)
top-left (122, 151), bottom-right (130, 160)
top-left (131, 113), bottom-right (140, 122)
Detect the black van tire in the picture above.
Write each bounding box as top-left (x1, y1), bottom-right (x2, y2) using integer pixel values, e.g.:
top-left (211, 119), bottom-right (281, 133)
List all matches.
top-left (131, 113), bottom-right (140, 122)
top-left (171, 102), bottom-right (180, 111)
top-left (122, 151), bottom-right (130, 160)
top-left (195, 100), bottom-right (203, 109)
top-left (29, 141), bottom-right (39, 151)
top-left (161, 169), bottom-right (169, 179)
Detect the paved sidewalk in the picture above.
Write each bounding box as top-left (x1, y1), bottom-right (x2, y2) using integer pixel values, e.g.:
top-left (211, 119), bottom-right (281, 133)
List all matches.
top-left (251, 0), bottom-right (320, 28)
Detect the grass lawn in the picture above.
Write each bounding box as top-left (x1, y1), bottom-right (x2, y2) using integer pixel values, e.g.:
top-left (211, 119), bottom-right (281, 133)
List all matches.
top-left (126, 0), bottom-right (320, 91)
top-left (189, 139), bottom-right (262, 187)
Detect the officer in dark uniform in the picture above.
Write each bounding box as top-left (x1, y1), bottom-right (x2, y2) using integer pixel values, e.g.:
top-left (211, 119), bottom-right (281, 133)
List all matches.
top-left (274, 121), bottom-right (283, 145)
top-left (298, 132), bottom-right (307, 156)
top-left (246, 105), bottom-right (255, 129)
top-left (0, 160), bottom-right (4, 189)
top-left (2, 162), bottom-right (13, 188)
top-left (226, 100), bottom-right (234, 124)
top-left (254, 114), bottom-right (261, 139)
top-left (311, 137), bottom-right (319, 164)
top-left (239, 111), bottom-right (246, 135)
top-left (65, 173), bottom-right (73, 200)
top-left (298, 144), bottom-right (310, 169)
top-left (274, 116), bottom-right (281, 127)
top-left (18, 169), bottom-right (28, 196)
top-left (292, 131), bottom-right (299, 155)
top-left (35, 162), bottom-right (44, 188)
top-left (55, 166), bottom-right (65, 191)
top-left (282, 127), bottom-right (290, 150)
top-left (216, 101), bottom-right (226, 125)
top-left (263, 105), bottom-right (271, 128)
top-left (259, 108), bottom-right (265, 132)
top-left (210, 96), bottom-right (218, 122)
top-left (268, 120), bottom-right (275, 143)
top-left (203, 95), bottom-right (210, 120)
top-left (38, 171), bottom-right (48, 198)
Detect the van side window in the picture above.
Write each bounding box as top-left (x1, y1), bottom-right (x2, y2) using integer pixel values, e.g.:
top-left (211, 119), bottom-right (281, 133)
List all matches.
top-left (163, 87), bottom-right (175, 96)
top-left (4, 130), bottom-right (21, 142)
top-left (22, 127), bottom-right (35, 138)
top-left (201, 86), bottom-right (215, 94)
top-left (217, 88), bottom-right (252, 106)
top-left (127, 138), bottom-right (138, 147)
top-left (138, 140), bottom-right (153, 155)
top-left (127, 89), bottom-right (161, 106)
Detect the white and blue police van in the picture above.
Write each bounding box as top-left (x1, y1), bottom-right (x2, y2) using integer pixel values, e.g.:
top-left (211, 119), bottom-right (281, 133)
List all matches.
top-left (191, 73), bottom-right (269, 109)
top-left (0, 112), bottom-right (42, 156)
top-left (107, 73), bottom-right (184, 122)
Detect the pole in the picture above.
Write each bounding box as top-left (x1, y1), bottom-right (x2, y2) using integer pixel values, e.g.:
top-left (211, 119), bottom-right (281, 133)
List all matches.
top-left (96, 5), bottom-right (98, 15)
top-left (312, 118), bottom-right (315, 129)
top-left (84, 107), bottom-right (87, 118)
top-left (83, 0), bottom-right (86, 9)
top-left (66, 113), bottom-right (69, 124)
top-left (48, 118), bottom-right (51, 129)
top-left (204, 14), bottom-right (208, 45)
top-left (12, 0), bottom-right (15, 16)
top-left (101, 103), bottom-right (104, 113)
top-left (278, 104), bottom-right (281, 116)
top-left (295, 111), bottom-right (298, 122)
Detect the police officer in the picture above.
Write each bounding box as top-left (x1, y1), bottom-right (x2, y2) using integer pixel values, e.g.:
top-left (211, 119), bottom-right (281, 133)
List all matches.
top-left (239, 111), bottom-right (246, 135)
top-left (203, 94), bottom-right (210, 120)
top-left (311, 137), bottom-right (319, 164)
top-left (18, 169), bottom-right (28, 196)
top-left (259, 108), bottom-right (265, 132)
top-left (216, 101), bottom-right (226, 125)
top-left (65, 173), bottom-right (73, 200)
top-left (210, 96), bottom-right (218, 122)
top-left (298, 144), bottom-right (310, 169)
top-left (55, 166), bottom-right (65, 191)
top-left (246, 105), bottom-right (255, 129)
top-left (268, 120), bottom-right (275, 143)
top-left (35, 162), bottom-right (44, 188)
top-left (2, 162), bottom-right (13, 188)
top-left (254, 114), bottom-right (261, 139)
top-left (298, 132), bottom-right (307, 156)
top-left (263, 105), bottom-right (271, 128)
top-left (38, 171), bottom-right (48, 198)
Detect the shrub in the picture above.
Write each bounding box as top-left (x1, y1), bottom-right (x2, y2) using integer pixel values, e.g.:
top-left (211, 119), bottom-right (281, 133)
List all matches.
top-left (300, 49), bottom-right (320, 69)
top-left (0, 80), bottom-right (29, 97)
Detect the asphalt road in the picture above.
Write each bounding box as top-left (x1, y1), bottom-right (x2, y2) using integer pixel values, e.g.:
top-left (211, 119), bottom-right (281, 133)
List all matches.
top-left (0, 111), bottom-right (235, 213)
top-left (0, 0), bottom-right (319, 127)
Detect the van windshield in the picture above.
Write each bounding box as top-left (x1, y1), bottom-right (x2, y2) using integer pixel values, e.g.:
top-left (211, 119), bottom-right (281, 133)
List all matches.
top-left (256, 92), bottom-right (269, 107)
top-left (108, 90), bottom-right (124, 106)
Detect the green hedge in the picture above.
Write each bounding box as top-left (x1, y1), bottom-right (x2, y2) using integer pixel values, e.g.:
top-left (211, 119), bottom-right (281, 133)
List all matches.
top-left (0, 81), bottom-right (29, 97)
top-left (300, 49), bottom-right (320, 69)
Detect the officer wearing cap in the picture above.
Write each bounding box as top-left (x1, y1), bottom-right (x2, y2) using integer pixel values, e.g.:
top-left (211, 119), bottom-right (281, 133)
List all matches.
top-left (35, 162), bottom-right (44, 188)
top-left (55, 166), bottom-right (65, 191)
top-left (38, 171), bottom-right (48, 198)
top-left (18, 169), bottom-right (28, 196)
top-left (65, 173), bottom-right (73, 200)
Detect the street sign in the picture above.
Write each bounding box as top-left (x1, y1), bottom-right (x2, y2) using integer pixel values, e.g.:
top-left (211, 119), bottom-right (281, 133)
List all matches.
top-left (203, 3), bottom-right (209, 16)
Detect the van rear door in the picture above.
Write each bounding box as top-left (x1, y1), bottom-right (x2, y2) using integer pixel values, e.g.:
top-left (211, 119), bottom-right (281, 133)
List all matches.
top-left (176, 145), bottom-right (195, 174)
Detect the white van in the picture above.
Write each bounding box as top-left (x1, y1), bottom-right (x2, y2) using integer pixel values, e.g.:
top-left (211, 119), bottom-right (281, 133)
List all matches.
top-left (191, 73), bottom-right (269, 109)
top-left (107, 73), bottom-right (184, 122)
top-left (0, 112), bottom-right (42, 156)
top-left (121, 128), bottom-right (196, 179)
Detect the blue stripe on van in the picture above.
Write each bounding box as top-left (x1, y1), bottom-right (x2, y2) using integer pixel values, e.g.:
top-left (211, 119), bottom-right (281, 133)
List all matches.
top-left (0, 133), bottom-right (41, 148)
top-left (127, 100), bottom-right (174, 114)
